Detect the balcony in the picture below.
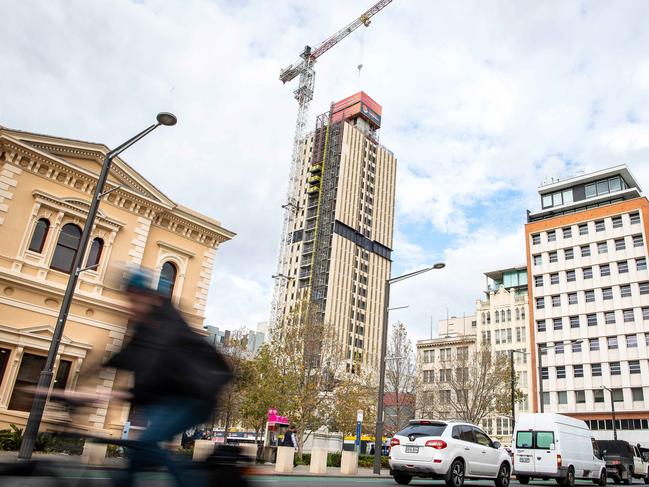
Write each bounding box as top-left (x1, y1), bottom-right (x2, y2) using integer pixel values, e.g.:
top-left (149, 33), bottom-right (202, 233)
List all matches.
top-left (307, 175), bottom-right (321, 185)
top-left (308, 163), bottom-right (322, 174)
top-left (307, 185), bottom-right (320, 194)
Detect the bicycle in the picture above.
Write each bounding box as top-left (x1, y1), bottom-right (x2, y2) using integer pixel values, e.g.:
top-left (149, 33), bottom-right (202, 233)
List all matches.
top-left (0, 394), bottom-right (252, 486)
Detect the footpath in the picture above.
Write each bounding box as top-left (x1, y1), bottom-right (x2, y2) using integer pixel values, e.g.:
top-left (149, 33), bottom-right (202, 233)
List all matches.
top-left (253, 464), bottom-right (391, 478)
top-left (0, 452), bottom-right (391, 478)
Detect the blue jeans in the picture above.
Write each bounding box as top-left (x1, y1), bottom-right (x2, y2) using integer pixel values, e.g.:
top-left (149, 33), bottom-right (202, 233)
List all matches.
top-left (120, 397), bottom-right (213, 487)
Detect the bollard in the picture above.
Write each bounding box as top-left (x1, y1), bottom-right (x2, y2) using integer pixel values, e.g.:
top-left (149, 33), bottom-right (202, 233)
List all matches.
top-left (275, 446), bottom-right (295, 473)
top-left (239, 443), bottom-right (258, 462)
top-left (193, 439), bottom-right (215, 461)
top-left (81, 440), bottom-right (108, 465)
top-left (340, 450), bottom-right (358, 475)
top-left (310, 447), bottom-right (328, 474)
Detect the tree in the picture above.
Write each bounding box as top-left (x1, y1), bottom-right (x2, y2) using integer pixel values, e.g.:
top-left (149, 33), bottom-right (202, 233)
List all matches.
top-left (272, 301), bottom-right (347, 455)
top-left (384, 322), bottom-right (416, 435)
top-left (239, 344), bottom-right (290, 443)
top-left (328, 371), bottom-right (377, 436)
top-left (212, 327), bottom-right (250, 438)
top-left (418, 345), bottom-right (515, 425)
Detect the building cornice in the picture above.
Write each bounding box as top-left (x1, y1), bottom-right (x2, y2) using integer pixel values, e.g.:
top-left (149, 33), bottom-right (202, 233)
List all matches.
top-left (416, 335), bottom-right (477, 349)
top-left (0, 133), bottom-right (235, 248)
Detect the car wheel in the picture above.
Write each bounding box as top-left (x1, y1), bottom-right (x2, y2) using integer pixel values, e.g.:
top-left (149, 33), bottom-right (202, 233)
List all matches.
top-left (558, 467), bottom-right (576, 487)
top-left (394, 474), bottom-right (412, 485)
top-left (518, 475), bottom-right (530, 485)
top-left (494, 462), bottom-right (511, 487)
top-left (645, 469), bottom-right (649, 485)
top-left (594, 470), bottom-right (607, 486)
top-left (446, 459), bottom-right (465, 487)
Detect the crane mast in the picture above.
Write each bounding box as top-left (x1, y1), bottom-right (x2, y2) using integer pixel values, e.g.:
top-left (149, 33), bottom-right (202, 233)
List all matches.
top-left (270, 0), bottom-right (393, 332)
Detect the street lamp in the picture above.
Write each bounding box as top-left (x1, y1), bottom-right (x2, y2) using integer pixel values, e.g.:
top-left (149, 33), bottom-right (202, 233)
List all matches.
top-left (601, 385), bottom-right (618, 440)
top-left (536, 339), bottom-right (582, 413)
top-left (509, 349), bottom-right (529, 430)
top-left (373, 262), bottom-right (446, 474)
top-left (18, 113), bottom-right (177, 460)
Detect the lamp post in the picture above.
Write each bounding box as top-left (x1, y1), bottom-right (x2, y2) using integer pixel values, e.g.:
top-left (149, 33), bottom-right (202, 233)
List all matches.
top-left (601, 385), bottom-right (618, 440)
top-left (509, 349), bottom-right (529, 430)
top-left (18, 113), bottom-right (177, 460)
top-left (373, 262), bottom-right (446, 475)
top-left (536, 339), bottom-right (582, 413)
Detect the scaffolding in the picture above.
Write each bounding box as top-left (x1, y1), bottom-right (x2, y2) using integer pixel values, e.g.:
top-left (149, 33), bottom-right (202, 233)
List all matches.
top-left (270, 0), bottom-right (394, 334)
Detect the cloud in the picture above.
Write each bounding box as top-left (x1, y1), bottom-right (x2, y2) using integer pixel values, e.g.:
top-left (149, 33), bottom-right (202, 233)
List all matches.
top-left (2, 0), bottom-right (649, 340)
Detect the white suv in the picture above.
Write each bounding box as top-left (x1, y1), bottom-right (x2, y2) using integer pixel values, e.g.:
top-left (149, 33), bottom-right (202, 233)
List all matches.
top-left (389, 419), bottom-right (512, 486)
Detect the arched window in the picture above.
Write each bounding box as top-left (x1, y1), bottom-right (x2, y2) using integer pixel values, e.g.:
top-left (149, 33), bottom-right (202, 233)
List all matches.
top-left (28, 218), bottom-right (50, 253)
top-left (486, 313), bottom-right (491, 324)
top-left (51, 224), bottom-right (82, 273)
top-left (515, 308), bottom-right (520, 320)
top-left (506, 309), bottom-right (511, 322)
top-left (85, 238), bottom-right (104, 269)
top-left (482, 312), bottom-right (486, 324)
top-left (495, 311), bottom-right (500, 323)
top-left (158, 261), bottom-right (177, 298)
top-left (521, 307), bottom-right (526, 320)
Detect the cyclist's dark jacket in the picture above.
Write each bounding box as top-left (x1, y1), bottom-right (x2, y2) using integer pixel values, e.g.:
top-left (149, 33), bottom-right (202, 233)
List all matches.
top-left (106, 299), bottom-right (231, 405)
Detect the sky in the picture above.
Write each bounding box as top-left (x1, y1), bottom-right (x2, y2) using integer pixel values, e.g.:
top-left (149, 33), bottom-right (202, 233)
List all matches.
top-left (2, 0), bottom-right (649, 342)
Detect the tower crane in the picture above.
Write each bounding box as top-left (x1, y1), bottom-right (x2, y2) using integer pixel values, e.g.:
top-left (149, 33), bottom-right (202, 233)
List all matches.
top-left (271, 0), bottom-right (394, 330)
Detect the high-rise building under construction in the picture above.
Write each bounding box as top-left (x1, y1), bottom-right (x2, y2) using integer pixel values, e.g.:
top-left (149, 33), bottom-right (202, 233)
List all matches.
top-left (277, 91), bottom-right (396, 373)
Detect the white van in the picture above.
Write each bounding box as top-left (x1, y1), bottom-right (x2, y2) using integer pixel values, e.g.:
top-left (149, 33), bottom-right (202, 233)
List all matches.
top-left (513, 413), bottom-right (606, 486)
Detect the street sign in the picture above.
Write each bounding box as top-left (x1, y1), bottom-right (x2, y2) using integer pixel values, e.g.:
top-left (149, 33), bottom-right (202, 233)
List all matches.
top-left (355, 409), bottom-right (363, 451)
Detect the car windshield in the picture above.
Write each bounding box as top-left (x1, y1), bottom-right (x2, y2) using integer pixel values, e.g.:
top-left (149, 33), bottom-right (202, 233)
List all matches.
top-left (397, 423), bottom-right (446, 438)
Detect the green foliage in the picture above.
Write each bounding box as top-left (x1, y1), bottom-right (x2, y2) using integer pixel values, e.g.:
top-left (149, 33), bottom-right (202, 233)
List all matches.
top-left (295, 453), bottom-right (311, 465)
top-left (0, 426), bottom-right (85, 454)
top-left (326, 452), bottom-right (341, 467)
top-left (239, 344), bottom-right (291, 435)
top-left (358, 454), bottom-right (389, 469)
top-left (0, 424), bottom-right (22, 451)
top-left (34, 433), bottom-right (54, 452)
top-left (106, 444), bottom-right (124, 458)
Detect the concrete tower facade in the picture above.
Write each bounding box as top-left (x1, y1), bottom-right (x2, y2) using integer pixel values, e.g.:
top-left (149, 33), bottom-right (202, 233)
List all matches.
top-left (277, 92), bottom-right (397, 373)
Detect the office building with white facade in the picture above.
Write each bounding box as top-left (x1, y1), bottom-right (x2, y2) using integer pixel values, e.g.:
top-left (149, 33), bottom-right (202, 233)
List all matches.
top-left (526, 165), bottom-right (649, 443)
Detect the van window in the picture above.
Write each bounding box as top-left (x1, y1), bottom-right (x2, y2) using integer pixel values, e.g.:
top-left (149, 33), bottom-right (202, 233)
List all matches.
top-left (536, 432), bottom-right (554, 449)
top-left (516, 431), bottom-right (554, 449)
top-left (516, 431), bottom-right (534, 448)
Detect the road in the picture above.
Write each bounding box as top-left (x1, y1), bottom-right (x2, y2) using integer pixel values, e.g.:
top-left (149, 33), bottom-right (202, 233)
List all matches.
top-left (0, 474), bottom-right (635, 487)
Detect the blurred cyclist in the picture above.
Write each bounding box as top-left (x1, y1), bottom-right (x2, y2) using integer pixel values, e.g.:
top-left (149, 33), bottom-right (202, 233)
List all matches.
top-left (107, 268), bottom-right (232, 487)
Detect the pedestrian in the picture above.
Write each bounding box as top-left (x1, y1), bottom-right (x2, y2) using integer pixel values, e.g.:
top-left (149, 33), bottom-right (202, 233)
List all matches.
top-left (282, 425), bottom-right (299, 450)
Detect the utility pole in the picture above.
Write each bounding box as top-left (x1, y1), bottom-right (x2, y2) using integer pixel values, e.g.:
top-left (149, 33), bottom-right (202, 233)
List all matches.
top-left (602, 386), bottom-right (618, 440)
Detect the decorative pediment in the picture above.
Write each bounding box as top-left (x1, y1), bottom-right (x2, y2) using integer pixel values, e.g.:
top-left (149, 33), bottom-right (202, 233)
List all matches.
top-left (0, 128), bottom-right (235, 247)
top-left (0, 132), bottom-right (174, 208)
top-left (32, 190), bottom-right (125, 232)
top-left (0, 324), bottom-right (92, 354)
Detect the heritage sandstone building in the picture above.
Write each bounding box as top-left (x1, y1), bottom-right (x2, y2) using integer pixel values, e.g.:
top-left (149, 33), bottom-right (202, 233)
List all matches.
top-left (0, 126), bottom-right (234, 436)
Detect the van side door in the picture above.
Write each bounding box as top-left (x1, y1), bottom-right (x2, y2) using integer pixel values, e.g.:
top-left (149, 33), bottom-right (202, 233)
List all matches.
top-left (591, 438), bottom-right (604, 478)
top-left (633, 446), bottom-right (644, 477)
